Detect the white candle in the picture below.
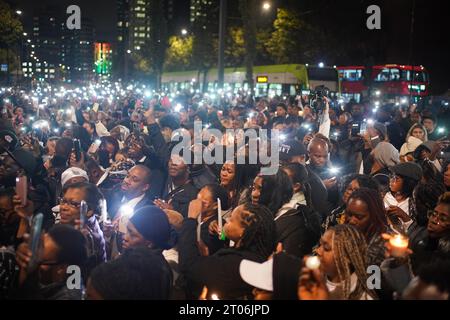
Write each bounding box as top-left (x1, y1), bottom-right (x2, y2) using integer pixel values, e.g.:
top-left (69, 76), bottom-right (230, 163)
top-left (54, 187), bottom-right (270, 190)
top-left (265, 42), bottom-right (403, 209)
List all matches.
top-left (217, 198), bottom-right (222, 238)
top-left (306, 256), bottom-right (321, 270)
top-left (211, 294), bottom-right (220, 300)
top-left (389, 234), bottom-right (409, 258)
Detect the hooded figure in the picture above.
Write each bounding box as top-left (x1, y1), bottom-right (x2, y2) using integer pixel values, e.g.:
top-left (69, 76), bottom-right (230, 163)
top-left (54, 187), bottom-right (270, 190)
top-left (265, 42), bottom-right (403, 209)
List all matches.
top-left (400, 124), bottom-right (428, 157)
top-left (372, 142), bottom-right (400, 169)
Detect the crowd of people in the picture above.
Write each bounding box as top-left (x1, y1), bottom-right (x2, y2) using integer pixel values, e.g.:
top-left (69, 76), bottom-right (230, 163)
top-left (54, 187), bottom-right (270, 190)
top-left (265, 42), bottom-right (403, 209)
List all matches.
top-left (0, 82), bottom-right (450, 300)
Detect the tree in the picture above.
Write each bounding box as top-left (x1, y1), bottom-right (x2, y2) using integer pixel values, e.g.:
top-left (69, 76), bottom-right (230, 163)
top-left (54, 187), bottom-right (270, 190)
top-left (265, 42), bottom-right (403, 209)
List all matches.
top-left (191, 3), bottom-right (218, 92)
top-left (225, 26), bottom-right (245, 67)
top-left (0, 1), bottom-right (23, 84)
top-left (147, 0), bottom-right (168, 89)
top-left (164, 36), bottom-right (193, 71)
top-left (266, 8), bottom-right (323, 64)
top-left (0, 1), bottom-right (23, 46)
top-left (239, 0), bottom-right (257, 94)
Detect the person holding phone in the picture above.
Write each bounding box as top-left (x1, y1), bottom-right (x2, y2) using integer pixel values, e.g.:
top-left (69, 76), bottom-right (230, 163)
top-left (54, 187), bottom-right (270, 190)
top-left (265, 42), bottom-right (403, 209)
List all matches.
top-left (59, 182), bottom-right (106, 266)
top-left (14, 224), bottom-right (88, 300)
top-left (383, 162), bottom-right (423, 233)
top-left (307, 137), bottom-right (340, 208)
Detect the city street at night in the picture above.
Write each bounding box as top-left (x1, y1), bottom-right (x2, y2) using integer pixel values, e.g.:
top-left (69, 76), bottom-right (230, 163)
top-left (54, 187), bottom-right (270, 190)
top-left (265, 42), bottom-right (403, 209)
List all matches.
top-left (1, 0), bottom-right (450, 311)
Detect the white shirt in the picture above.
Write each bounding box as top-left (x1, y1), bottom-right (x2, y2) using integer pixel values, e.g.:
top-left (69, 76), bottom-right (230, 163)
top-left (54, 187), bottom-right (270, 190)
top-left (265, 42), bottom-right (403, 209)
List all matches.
top-left (326, 273), bottom-right (374, 300)
top-left (117, 193), bottom-right (146, 233)
top-left (383, 192), bottom-right (414, 231)
top-left (96, 170), bottom-right (109, 186)
top-left (138, 156), bottom-right (147, 163)
top-left (274, 192), bottom-right (307, 221)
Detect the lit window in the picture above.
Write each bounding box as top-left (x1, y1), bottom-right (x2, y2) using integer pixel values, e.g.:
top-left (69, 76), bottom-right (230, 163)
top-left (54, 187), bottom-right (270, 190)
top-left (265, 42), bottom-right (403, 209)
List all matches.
top-left (23, 68), bottom-right (28, 72)
top-left (118, 21), bottom-right (122, 27)
top-left (118, 36), bottom-right (123, 41)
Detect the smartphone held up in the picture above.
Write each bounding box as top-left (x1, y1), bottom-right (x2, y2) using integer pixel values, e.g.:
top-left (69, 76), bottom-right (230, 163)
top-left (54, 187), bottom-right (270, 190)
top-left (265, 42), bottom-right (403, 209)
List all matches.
top-left (16, 175), bottom-right (28, 207)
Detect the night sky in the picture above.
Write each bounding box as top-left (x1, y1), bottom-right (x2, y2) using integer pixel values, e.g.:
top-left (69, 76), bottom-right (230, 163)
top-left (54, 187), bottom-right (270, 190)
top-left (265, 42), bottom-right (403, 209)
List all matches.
top-left (6, 0), bottom-right (450, 94)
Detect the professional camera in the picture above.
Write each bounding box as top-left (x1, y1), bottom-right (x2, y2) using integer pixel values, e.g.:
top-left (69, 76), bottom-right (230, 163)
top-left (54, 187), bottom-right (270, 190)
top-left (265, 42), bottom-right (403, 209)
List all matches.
top-left (309, 85), bottom-right (330, 112)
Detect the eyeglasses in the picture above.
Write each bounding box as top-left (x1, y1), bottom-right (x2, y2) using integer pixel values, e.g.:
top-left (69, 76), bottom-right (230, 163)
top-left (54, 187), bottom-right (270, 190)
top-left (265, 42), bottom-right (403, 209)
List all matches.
top-left (427, 210), bottom-right (450, 225)
top-left (59, 198), bottom-right (82, 209)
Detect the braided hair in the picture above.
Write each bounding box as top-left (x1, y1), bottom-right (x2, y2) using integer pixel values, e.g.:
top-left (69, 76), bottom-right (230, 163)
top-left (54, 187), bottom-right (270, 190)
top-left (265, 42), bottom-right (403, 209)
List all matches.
top-left (330, 224), bottom-right (377, 300)
top-left (237, 203), bottom-right (277, 259)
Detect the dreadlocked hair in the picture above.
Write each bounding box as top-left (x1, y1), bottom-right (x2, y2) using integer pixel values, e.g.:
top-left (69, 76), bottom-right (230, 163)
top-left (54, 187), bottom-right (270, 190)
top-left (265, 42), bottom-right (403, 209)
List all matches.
top-left (237, 203), bottom-right (277, 259)
top-left (330, 224), bottom-right (377, 300)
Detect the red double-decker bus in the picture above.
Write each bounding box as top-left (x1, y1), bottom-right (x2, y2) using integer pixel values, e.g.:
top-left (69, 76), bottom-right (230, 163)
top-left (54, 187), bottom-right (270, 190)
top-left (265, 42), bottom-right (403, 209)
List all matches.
top-left (337, 66), bottom-right (367, 102)
top-left (337, 64), bottom-right (430, 103)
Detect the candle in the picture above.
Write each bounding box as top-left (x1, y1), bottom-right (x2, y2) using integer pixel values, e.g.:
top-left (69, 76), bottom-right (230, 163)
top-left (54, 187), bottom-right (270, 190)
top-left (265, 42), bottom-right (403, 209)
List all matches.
top-left (217, 198), bottom-right (223, 239)
top-left (389, 234), bottom-right (409, 258)
top-left (211, 294), bottom-right (220, 300)
top-left (306, 256), bottom-right (321, 270)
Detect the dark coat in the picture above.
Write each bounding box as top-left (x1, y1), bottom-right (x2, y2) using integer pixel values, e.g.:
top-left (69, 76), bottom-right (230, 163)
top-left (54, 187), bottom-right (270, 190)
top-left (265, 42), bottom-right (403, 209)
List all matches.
top-left (306, 165), bottom-right (334, 221)
top-left (163, 182), bottom-right (199, 218)
top-left (275, 205), bottom-right (321, 258)
top-left (178, 219), bottom-right (267, 299)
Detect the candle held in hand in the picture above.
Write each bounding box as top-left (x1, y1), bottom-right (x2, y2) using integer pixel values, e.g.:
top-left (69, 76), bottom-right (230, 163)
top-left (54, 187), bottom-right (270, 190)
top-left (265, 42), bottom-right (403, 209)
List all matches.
top-left (389, 234), bottom-right (409, 258)
top-left (217, 198), bottom-right (223, 239)
top-left (306, 256), bottom-right (321, 270)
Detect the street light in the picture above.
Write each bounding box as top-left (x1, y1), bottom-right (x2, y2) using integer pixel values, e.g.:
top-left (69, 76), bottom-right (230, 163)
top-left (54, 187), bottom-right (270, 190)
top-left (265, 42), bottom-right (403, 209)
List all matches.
top-left (262, 2), bottom-right (271, 11)
top-left (181, 29), bottom-right (188, 36)
top-left (318, 62), bottom-right (325, 68)
top-left (16, 10), bottom-right (22, 15)
top-left (23, 32), bottom-right (27, 36)
top-left (126, 49), bottom-right (131, 54)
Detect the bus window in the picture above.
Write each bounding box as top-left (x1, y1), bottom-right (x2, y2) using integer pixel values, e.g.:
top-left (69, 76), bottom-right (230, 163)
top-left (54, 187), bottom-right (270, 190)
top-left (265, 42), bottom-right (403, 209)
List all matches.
top-left (268, 83), bottom-right (282, 97)
top-left (289, 85), bottom-right (297, 96)
top-left (401, 70), bottom-right (428, 82)
top-left (339, 69), bottom-right (363, 81)
top-left (374, 68), bottom-right (391, 82)
top-left (255, 83), bottom-right (268, 97)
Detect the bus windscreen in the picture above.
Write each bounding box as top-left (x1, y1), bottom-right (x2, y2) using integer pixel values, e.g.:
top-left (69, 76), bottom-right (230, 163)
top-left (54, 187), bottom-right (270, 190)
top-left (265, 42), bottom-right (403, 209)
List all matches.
top-left (307, 67), bottom-right (338, 81)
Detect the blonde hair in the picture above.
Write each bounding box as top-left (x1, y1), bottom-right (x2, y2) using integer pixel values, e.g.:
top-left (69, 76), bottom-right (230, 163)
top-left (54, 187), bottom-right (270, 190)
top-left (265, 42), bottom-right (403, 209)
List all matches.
top-left (331, 225), bottom-right (377, 300)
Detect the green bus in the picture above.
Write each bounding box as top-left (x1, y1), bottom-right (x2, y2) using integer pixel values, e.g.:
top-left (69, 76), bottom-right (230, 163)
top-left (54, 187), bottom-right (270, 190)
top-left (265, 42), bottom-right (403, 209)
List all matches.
top-left (161, 64), bottom-right (340, 97)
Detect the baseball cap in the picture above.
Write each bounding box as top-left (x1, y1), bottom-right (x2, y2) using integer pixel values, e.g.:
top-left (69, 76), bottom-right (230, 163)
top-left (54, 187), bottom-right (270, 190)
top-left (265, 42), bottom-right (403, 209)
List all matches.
top-left (279, 139), bottom-right (307, 161)
top-left (61, 167), bottom-right (89, 187)
top-left (240, 252), bottom-right (303, 299)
